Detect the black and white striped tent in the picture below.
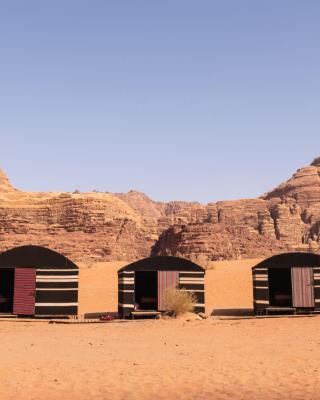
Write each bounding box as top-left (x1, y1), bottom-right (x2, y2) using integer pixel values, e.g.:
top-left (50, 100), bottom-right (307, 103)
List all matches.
top-left (118, 256), bottom-right (205, 318)
top-left (0, 245), bottom-right (78, 317)
top-left (252, 252), bottom-right (320, 315)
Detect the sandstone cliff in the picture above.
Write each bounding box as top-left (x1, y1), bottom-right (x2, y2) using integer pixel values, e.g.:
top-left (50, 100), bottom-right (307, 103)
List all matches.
top-left (0, 157), bottom-right (319, 262)
top-left (153, 157), bottom-right (320, 260)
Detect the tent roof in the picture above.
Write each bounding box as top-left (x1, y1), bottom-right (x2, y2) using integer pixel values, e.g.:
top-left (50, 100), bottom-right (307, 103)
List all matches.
top-left (0, 245), bottom-right (78, 269)
top-left (118, 256), bottom-right (204, 273)
top-left (252, 252), bottom-right (320, 270)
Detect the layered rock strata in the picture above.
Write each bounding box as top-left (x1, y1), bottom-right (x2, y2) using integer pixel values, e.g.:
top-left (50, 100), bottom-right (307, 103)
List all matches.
top-left (0, 157), bottom-right (319, 262)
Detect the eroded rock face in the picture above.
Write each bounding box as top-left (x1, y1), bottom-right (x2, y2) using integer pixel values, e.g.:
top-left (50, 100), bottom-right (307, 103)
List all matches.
top-left (264, 158), bottom-right (320, 208)
top-left (0, 157), bottom-right (320, 262)
top-left (0, 169), bottom-right (16, 192)
top-left (154, 157), bottom-right (320, 260)
top-left (270, 199), bottom-right (305, 246)
top-left (0, 190), bottom-right (156, 261)
top-left (311, 157), bottom-right (320, 169)
top-left (152, 223), bottom-right (288, 261)
top-left (0, 171), bottom-right (208, 261)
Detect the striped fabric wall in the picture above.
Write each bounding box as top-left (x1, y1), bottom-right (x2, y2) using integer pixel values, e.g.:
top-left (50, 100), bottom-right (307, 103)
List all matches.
top-left (179, 271), bottom-right (205, 313)
top-left (158, 271), bottom-right (179, 311)
top-left (35, 268), bottom-right (78, 316)
top-left (313, 267), bottom-right (320, 309)
top-left (118, 269), bottom-right (206, 317)
top-left (118, 270), bottom-right (135, 318)
top-left (252, 267), bottom-right (269, 314)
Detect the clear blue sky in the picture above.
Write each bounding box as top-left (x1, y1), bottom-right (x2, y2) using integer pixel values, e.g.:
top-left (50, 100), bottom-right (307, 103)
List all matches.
top-left (0, 1), bottom-right (319, 202)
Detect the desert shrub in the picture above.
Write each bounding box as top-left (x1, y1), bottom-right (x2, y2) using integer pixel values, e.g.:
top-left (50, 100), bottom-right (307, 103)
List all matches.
top-left (165, 288), bottom-right (196, 317)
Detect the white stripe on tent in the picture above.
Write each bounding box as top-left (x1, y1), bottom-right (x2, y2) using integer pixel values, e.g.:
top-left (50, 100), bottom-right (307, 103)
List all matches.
top-left (36, 276), bottom-right (78, 279)
top-left (36, 279), bottom-right (78, 282)
top-left (36, 288), bottom-right (77, 291)
top-left (118, 290), bottom-right (134, 293)
top-left (254, 300), bottom-right (269, 304)
top-left (118, 303), bottom-right (135, 308)
top-left (119, 277), bottom-right (134, 280)
top-left (119, 278), bottom-right (134, 283)
top-left (35, 303), bottom-right (78, 306)
top-left (179, 276), bottom-right (204, 279)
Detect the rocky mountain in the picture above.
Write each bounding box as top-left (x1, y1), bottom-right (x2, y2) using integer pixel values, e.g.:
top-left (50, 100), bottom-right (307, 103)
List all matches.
top-left (0, 157), bottom-right (319, 262)
top-left (0, 169), bottom-right (16, 192)
top-left (154, 157), bottom-right (320, 261)
top-left (0, 174), bottom-right (203, 261)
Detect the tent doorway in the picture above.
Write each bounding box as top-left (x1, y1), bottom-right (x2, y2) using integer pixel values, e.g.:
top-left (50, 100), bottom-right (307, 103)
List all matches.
top-left (0, 268), bottom-right (15, 313)
top-left (135, 271), bottom-right (158, 310)
top-left (269, 268), bottom-right (292, 307)
top-left (291, 267), bottom-right (314, 308)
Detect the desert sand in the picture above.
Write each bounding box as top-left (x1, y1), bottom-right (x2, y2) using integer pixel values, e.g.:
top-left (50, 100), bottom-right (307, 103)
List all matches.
top-left (1, 259), bottom-right (320, 400)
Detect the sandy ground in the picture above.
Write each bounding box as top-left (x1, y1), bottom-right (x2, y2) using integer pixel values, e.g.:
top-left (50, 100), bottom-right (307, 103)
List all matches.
top-left (2, 259), bottom-right (320, 400)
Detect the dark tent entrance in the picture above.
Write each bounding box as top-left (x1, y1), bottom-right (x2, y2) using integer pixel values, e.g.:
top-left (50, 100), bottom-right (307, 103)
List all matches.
top-left (269, 267), bottom-right (314, 308)
top-left (135, 271), bottom-right (158, 310)
top-left (0, 268), bottom-right (14, 313)
top-left (134, 271), bottom-right (179, 312)
top-left (0, 268), bottom-right (36, 316)
top-left (269, 268), bottom-right (293, 307)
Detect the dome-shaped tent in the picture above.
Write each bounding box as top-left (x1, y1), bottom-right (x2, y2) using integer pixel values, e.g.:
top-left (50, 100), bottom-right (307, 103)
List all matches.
top-left (0, 245), bottom-right (78, 317)
top-left (118, 256), bottom-right (205, 318)
top-left (252, 252), bottom-right (320, 315)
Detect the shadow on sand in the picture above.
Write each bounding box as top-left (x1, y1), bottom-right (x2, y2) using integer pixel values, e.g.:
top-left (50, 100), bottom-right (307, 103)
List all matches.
top-left (84, 309), bottom-right (255, 319)
top-left (84, 312), bottom-right (118, 319)
top-left (211, 308), bottom-right (254, 317)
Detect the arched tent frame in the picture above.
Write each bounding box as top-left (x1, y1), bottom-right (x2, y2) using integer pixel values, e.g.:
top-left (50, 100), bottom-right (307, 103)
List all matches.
top-left (118, 256), bottom-right (205, 318)
top-left (0, 245), bottom-right (78, 317)
top-left (252, 252), bottom-right (320, 315)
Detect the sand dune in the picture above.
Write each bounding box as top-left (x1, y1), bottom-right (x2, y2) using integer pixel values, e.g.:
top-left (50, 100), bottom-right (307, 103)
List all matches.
top-left (2, 258), bottom-right (319, 400)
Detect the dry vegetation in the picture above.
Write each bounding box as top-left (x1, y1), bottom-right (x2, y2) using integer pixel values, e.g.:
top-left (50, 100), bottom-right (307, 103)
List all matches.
top-left (165, 288), bottom-right (196, 316)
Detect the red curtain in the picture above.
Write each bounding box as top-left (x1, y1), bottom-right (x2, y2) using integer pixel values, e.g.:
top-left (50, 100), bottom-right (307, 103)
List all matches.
top-left (158, 271), bottom-right (179, 311)
top-left (13, 268), bottom-right (36, 316)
